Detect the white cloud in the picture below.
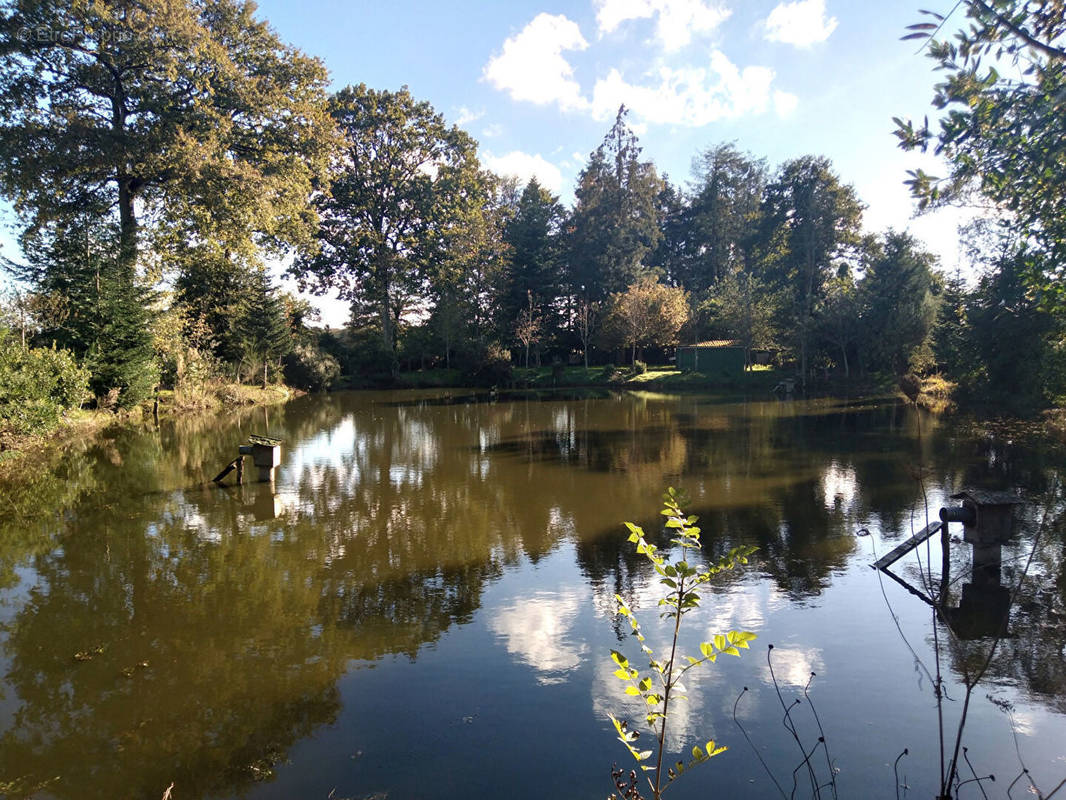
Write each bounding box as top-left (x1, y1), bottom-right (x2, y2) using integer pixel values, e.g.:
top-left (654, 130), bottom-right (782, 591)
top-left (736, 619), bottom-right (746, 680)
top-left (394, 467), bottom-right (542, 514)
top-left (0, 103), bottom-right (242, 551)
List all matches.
top-left (482, 150), bottom-right (565, 193)
top-left (454, 106), bottom-right (483, 127)
top-left (764, 0), bottom-right (838, 47)
top-left (773, 89), bottom-right (799, 117)
top-left (482, 13), bottom-right (589, 112)
top-left (595, 0), bottom-right (731, 51)
top-left (591, 51), bottom-right (775, 126)
top-left (481, 122), bottom-right (504, 137)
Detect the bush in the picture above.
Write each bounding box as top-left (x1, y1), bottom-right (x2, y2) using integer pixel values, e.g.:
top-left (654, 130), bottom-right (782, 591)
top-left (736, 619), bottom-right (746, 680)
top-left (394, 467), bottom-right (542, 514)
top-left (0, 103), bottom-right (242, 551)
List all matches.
top-left (461, 343), bottom-right (513, 387)
top-left (0, 331), bottom-right (89, 436)
top-left (284, 344), bottom-right (341, 392)
top-left (632, 359), bottom-right (648, 375)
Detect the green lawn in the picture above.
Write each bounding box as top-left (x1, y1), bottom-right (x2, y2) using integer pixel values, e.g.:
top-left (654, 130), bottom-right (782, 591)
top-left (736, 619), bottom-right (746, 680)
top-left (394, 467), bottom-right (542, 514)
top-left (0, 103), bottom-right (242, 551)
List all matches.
top-left (507, 364), bottom-right (782, 391)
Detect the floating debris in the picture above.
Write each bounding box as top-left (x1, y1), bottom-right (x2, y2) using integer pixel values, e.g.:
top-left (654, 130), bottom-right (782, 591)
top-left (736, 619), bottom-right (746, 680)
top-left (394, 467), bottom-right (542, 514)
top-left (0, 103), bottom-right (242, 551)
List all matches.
top-left (73, 645), bottom-right (105, 662)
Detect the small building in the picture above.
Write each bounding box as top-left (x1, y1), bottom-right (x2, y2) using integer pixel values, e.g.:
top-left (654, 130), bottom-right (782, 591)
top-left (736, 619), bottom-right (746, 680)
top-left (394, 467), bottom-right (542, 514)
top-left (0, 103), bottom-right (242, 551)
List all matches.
top-left (676, 340), bottom-right (746, 374)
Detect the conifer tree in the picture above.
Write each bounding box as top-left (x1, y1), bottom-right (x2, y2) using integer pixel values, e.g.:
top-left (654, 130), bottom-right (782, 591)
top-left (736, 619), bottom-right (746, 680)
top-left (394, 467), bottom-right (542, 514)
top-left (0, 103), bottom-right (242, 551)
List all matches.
top-left (15, 219), bottom-right (157, 407)
top-left (569, 107), bottom-right (663, 302)
top-left (237, 269), bottom-right (291, 387)
top-left (499, 178), bottom-right (565, 354)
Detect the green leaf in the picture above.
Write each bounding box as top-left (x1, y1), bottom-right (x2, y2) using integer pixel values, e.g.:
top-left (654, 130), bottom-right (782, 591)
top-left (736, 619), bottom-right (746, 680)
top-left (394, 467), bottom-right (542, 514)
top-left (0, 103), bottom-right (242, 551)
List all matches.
top-left (611, 650), bottom-right (629, 668)
top-left (625, 686), bottom-right (641, 696)
top-left (713, 634), bottom-right (726, 651)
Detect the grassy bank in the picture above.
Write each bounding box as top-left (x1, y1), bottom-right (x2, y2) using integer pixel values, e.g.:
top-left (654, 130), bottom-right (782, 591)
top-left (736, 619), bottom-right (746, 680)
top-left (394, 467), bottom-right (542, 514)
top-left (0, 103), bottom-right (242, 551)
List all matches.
top-left (0, 381), bottom-right (297, 475)
top-left (394, 364), bottom-right (871, 395)
top-left (390, 365), bottom-right (970, 415)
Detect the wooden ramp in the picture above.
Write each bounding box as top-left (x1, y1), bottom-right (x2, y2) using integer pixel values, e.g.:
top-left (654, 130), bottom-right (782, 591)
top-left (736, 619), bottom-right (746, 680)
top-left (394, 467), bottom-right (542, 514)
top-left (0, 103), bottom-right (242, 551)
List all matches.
top-left (873, 521), bottom-right (942, 570)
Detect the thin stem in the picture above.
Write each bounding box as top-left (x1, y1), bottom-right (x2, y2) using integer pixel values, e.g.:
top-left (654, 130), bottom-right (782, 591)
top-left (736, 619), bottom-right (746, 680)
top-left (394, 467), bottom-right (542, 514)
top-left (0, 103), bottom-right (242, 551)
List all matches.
top-left (768, 647), bottom-right (818, 798)
top-left (652, 574), bottom-right (685, 800)
top-left (962, 747), bottom-right (990, 800)
top-left (733, 687), bottom-right (788, 800)
top-left (803, 673), bottom-right (837, 800)
top-left (894, 748), bottom-right (909, 800)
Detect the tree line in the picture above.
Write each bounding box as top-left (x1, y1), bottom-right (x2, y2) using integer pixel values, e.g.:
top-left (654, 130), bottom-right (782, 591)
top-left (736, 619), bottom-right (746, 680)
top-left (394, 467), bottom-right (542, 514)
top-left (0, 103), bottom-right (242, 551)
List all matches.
top-left (0, 0), bottom-right (1063, 436)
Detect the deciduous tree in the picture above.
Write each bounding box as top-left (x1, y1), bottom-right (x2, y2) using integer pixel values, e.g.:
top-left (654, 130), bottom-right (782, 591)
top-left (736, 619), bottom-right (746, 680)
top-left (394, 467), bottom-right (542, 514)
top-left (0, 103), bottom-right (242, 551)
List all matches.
top-left (0, 0), bottom-right (335, 271)
top-left (603, 277), bottom-right (689, 365)
top-left (895, 0), bottom-right (1066, 307)
top-left (292, 84), bottom-right (484, 367)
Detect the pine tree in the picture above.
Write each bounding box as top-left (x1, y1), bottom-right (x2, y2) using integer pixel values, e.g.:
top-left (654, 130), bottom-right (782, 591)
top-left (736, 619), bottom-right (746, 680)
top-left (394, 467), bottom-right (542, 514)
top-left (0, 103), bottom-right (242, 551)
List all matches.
top-left (856, 231), bottom-right (939, 376)
top-left (174, 246), bottom-right (254, 364)
top-left (932, 268), bottom-right (972, 380)
top-left (568, 107), bottom-right (663, 302)
top-left (15, 220), bottom-right (157, 407)
top-left (499, 178), bottom-right (565, 356)
top-left (237, 269), bottom-right (291, 386)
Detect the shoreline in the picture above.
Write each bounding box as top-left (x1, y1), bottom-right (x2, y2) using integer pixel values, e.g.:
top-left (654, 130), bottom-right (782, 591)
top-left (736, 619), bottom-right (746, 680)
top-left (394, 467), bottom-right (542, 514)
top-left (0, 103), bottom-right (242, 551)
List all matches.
top-left (0, 382), bottom-right (299, 483)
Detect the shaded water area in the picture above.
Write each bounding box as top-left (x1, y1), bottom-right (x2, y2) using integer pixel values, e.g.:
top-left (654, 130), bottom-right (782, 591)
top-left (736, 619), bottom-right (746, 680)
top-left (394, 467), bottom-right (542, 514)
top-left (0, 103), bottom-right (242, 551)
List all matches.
top-left (1, 389), bottom-right (1065, 799)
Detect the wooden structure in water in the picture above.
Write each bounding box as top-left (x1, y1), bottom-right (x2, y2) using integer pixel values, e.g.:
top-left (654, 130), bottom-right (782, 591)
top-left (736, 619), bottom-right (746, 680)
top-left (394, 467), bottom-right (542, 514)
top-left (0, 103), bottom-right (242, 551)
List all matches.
top-left (212, 434), bottom-right (282, 485)
top-left (873, 489), bottom-right (1023, 639)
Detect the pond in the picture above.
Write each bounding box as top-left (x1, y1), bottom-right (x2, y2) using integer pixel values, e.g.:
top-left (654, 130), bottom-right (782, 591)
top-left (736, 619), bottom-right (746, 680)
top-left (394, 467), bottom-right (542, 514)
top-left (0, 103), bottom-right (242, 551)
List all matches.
top-left (0, 389), bottom-right (1064, 799)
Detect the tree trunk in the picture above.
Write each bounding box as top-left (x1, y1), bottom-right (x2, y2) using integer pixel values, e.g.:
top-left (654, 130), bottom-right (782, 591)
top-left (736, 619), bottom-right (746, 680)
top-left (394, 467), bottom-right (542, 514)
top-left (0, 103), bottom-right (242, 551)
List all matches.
top-left (118, 178), bottom-right (137, 274)
top-left (112, 86), bottom-right (137, 274)
top-left (378, 259), bottom-right (396, 375)
top-left (380, 298), bottom-right (393, 354)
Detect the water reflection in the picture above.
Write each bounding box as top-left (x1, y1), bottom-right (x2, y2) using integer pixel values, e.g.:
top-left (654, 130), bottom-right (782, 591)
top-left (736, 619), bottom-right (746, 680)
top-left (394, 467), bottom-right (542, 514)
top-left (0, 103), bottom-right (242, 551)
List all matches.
top-left (489, 589), bottom-right (589, 684)
top-left (0, 390), bottom-right (1063, 798)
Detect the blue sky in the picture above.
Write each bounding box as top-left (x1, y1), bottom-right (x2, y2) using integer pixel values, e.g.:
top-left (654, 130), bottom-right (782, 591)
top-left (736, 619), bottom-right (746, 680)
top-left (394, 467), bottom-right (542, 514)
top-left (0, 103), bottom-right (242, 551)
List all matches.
top-left (2, 0), bottom-right (973, 327)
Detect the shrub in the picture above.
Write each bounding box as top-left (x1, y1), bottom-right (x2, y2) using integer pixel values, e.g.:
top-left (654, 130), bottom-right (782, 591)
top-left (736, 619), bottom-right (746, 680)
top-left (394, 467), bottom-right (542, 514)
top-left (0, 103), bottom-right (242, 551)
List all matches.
top-left (632, 360), bottom-right (648, 375)
top-left (461, 343), bottom-right (513, 387)
top-left (0, 331), bottom-right (89, 436)
top-left (284, 344), bottom-right (341, 392)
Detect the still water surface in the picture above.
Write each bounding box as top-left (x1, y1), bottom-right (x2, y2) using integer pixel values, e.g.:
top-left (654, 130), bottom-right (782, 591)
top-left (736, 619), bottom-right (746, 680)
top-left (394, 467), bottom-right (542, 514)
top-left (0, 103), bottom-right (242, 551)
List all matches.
top-left (1, 389), bottom-right (1064, 799)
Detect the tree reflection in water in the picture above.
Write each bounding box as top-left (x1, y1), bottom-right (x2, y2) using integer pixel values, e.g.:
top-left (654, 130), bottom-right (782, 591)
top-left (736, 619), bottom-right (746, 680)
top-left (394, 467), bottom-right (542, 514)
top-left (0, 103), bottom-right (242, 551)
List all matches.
top-left (0, 390), bottom-right (1063, 798)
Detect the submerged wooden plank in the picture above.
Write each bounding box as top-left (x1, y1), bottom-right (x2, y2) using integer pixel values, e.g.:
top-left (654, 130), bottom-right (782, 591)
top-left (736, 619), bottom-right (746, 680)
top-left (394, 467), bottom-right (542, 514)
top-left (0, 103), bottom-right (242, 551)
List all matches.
top-left (873, 521), bottom-right (942, 570)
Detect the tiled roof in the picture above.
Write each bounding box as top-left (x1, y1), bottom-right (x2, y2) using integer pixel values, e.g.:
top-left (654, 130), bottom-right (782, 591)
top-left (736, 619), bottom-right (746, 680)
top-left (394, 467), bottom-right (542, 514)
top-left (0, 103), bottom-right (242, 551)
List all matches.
top-left (679, 340), bottom-right (740, 348)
